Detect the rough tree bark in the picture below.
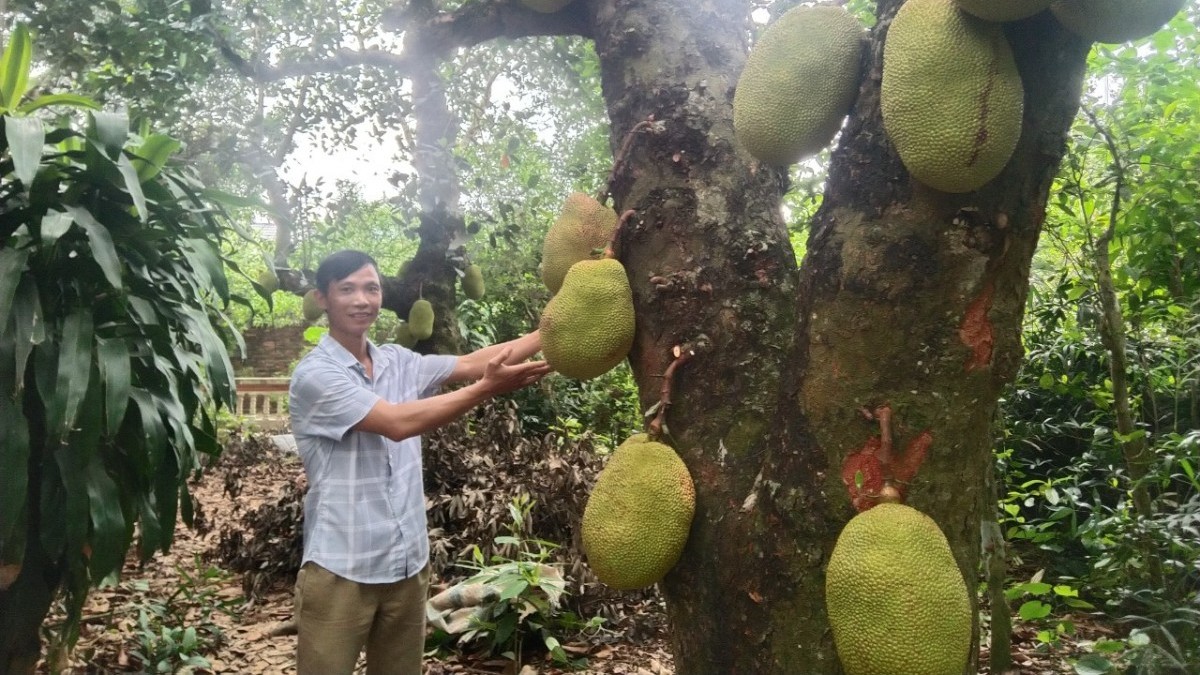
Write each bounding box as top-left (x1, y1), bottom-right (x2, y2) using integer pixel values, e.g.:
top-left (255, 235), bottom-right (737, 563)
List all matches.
top-left (589, 0), bottom-right (1091, 671)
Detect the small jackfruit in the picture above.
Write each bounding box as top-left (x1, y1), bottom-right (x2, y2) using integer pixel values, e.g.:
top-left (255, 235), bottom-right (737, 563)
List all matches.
top-left (881, 0), bottom-right (1025, 193)
top-left (408, 299), bottom-right (434, 340)
top-left (541, 193), bottom-right (618, 295)
top-left (539, 258), bottom-right (635, 380)
top-left (302, 289), bottom-right (322, 322)
top-left (1051, 0), bottom-right (1186, 44)
top-left (581, 435), bottom-right (695, 590)
top-left (520, 0), bottom-right (572, 12)
top-left (954, 0), bottom-right (1052, 22)
top-left (826, 503), bottom-right (971, 675)
top-left (462, 264), bottom-right (485, 300)
top-left (395, 321), bottom-right (418, 349)
top-left (733, 5), bottom-right (865, 166)
top-left (257, 269), bottom-right (279, 294)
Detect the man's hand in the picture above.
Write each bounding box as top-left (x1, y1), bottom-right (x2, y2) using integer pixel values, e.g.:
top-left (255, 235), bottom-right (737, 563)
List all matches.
top-left (477, 347), bottom-right (552, 397)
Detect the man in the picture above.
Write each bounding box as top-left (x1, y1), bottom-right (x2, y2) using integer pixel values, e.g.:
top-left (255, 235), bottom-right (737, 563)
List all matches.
top-left (288, 250), bottom-right (549, 675)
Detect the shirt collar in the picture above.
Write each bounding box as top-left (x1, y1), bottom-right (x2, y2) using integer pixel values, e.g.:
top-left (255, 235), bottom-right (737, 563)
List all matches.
top-left (318, 334), bottom-right (388, 377)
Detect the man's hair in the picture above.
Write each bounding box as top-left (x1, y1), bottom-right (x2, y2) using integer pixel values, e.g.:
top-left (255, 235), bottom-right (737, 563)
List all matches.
top-left (315, 250), bottom-right (380, 293)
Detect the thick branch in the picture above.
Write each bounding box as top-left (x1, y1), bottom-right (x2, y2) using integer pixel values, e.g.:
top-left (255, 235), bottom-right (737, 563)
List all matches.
top-left (218, 0), bottom-right (590, 82)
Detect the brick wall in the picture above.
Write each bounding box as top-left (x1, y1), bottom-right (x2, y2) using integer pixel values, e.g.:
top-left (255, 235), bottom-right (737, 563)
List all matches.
top-left (234, 324), bottom-right (311, 376)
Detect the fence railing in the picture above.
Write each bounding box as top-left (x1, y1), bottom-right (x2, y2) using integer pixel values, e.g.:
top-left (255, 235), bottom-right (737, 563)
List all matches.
top-left (232, 377), bottom-right (290, 426)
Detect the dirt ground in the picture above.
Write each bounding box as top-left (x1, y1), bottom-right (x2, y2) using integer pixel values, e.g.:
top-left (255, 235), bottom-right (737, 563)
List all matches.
top-left (41, 437), bottom-right (1111, 675)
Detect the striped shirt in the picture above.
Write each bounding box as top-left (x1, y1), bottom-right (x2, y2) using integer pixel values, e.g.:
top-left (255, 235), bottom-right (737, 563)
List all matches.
top-left (289, 334), bottom-right (458, 584)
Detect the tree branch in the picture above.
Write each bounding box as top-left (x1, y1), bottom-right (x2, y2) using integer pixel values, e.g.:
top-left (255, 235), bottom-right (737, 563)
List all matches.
top-left (217, 0), bottom-right (590, 82)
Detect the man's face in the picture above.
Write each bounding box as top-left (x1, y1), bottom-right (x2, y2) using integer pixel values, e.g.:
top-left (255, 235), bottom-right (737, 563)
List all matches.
top-left (319, 263), bottom-right (382, 336)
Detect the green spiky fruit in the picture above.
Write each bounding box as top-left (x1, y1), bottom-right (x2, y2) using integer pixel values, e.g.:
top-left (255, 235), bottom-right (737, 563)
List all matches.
top-left (302, 289), bottom-right (322, 322)
top-left (539, 258), bottom-right (635, 380)
top-left (881, 0), bottom-right (1025, 193)
top-left (520, 0), bottom-right (572, 13)
top-left (826, 503), bottom-right (971, 675)
top-left (540, 193), bottom-right (618, 295)
top-left (581, 435), bottom-right (695, 590)
top-left (257, 269), bottom-right (279, 294)
top-left (733, 5), bottom-right (865, 166)
top-left (1051, 0), bottom-right (1186, 43)
top-left (462, 264), bottom-right (485, 300)
top-left (395, 321), bottom-right (418, 349)
top-left (408, 299), bottom-right (434, 340)
top-left (953, 0), bottom-right (1052, 21)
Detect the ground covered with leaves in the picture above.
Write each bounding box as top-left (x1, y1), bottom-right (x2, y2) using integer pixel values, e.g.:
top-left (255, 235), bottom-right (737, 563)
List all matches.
top-left (40, 412), bottom-right (1122, 674)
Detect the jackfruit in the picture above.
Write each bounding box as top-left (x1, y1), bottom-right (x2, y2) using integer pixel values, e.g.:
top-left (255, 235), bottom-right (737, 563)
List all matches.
top-left (408, 299), bottom-right (434, 340)
top-left (520, 0), bottom-right (572, 13)
top-left (539, 258), bottom-right (635, 380)
top-left (540, 193), bottom-right (618, 295)
top-left (826, 503), bottom-right (971, 675)
top-left (881, 0), bottom-right (1025, 193)
top-left (302, 289), bottom-right (322, 322)
top-left (257, 269), bottom-right (279, 294)
top-left (395, 321), bottom-right (418, 349)
top-left (581, 435), bottom-right (695, 590)
top-left (954, 0), bottom-right (1052, 22)
top-left (733, 5), bottom-right (865, 166)
top-left (462, 264), bottom-right (485, 300)
top-left (1051, 0), bottom-right (1186, 43)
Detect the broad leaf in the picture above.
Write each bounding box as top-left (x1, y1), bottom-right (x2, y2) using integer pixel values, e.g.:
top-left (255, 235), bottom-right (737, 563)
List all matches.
top-left (0, 247), bottom-right (31, 330)
top-left (52, 308), bottom-right (94, 439)
top-left (10, 275), bottom-right (44, 396)
top-left (96, 337), bottom-right (131, 436)
top-left (116, 153), bottom-right (148, 222)
top-left (85, 453), bottom-right (127, 580)
top-left (0, 25), bottom-right (31, 113)
top-left (90, 110), bottom-right (129, 157)
top-left (16, 93), bottom-right (101, 115)
top-left (131, 134), bottom-right (181, 183)
top-left (4, 115), bottom-right (44, 186)
top-left (66, 206), bottom-right (123, 289)
top-left (40, 210), bottom-right (73, 244)
top-left (0, 339), bottom-right (30, 549)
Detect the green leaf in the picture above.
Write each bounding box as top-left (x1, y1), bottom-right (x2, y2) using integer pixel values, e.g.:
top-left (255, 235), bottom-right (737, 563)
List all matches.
top-left (1019, 600), bottom-right (1053, 620)
top-left (4, 115), bottom-right (44, 185)
top-left (182, 307), bottom-right (235, 408)
top-left (0, 247), bottom-right (31, 330)
top-left (116, 153), bottom-right (148, 222)
top-left (10, 275), bottom-right (43, 396)
top-left (40, 211), bottom-right (73, 244)
top-left (0, 366), bottom-right (30, 548)
top-left (130, 134), bottom-right (180, 183)
top-left (198, 187), bottom-right (268, 210)
top-left (52, 308), bottom-right (94, 438)
top-left (96, 338), bottom-right (131, 437)
top-left (66, 206), bottom-right (123, 289)
top-left (90, 110), bottom-right (129, 157)
top-left (182, 238), bottom-right (228, 304)
top-left (15, 93), bottom-right (101, 115)
top-left (85, 454), bottom-right (128, 580)
top-left (1073, 654), bottom-right (1115, 675)
top-left (0, 25), bottom-right (31, 112)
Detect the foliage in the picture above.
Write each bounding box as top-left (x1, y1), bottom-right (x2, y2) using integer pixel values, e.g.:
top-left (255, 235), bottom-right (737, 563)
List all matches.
top-left (123, 558), bottom-right (239, 674)
top-left (0, 23), bottom-right (239, 650)
top-left (434, 494), bottom-right (602, 668)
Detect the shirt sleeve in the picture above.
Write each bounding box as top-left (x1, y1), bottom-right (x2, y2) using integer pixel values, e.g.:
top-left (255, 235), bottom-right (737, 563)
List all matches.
top-left (416, 353), bottom-right (459, 398)
top-left (289, 359), bottom-right (381, 441)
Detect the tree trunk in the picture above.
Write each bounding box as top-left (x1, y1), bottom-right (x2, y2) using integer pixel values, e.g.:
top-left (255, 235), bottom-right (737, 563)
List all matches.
top-left (593, 1), bottom-right (1090, 671)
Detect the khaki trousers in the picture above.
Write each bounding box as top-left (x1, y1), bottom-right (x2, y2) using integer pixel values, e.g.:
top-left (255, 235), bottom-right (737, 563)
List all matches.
top-left (295, 562), bottom-right (430, 675)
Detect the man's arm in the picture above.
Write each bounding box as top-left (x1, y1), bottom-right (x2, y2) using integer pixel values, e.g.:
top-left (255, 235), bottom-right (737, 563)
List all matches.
top-left (445, 330), bottom-right (543, 384)
top-left (354, 347), bottom-right (550, 442)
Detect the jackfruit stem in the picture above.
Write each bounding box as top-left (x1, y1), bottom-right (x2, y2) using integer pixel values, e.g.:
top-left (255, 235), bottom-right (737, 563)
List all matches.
top-left (599, 116), bottom-right (657, 207)
top-left (648, 344), bottom-right (694, 441)
top-left (604, 209), bottom-right (637, 260)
